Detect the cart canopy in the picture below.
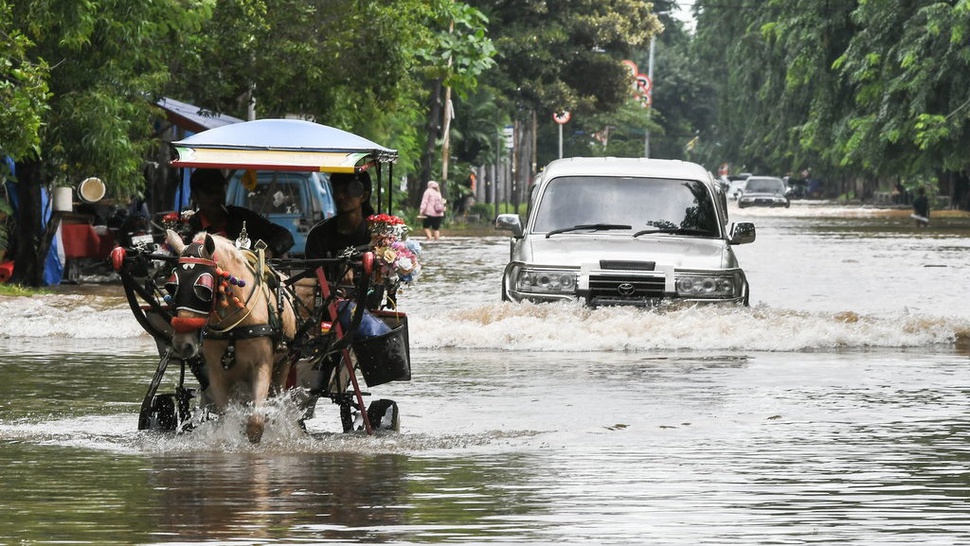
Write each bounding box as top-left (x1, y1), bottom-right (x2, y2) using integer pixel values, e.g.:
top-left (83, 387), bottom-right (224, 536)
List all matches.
top-left (171, 119), bottom-right (397, 173)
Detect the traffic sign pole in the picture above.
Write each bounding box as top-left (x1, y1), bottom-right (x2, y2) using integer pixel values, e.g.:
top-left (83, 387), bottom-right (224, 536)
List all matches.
top-left (553, 111), bottom-right (571, 159)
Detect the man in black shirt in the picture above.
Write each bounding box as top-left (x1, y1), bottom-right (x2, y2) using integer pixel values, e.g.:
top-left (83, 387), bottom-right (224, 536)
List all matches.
top-left (187, 168), bottom-right (294, 257)
top-left (304, 171), bottom-right (375, 265)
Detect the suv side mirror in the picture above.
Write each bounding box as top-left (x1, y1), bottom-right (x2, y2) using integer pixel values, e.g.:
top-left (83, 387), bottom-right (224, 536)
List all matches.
top-left (730, 222), bottom-right (756, 244)
top-left (495, 213), bottom-right (523, 237)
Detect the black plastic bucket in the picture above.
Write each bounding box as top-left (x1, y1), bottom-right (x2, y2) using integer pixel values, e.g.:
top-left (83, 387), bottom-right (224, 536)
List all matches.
top-left (352, 311), bottom-right (411, 387)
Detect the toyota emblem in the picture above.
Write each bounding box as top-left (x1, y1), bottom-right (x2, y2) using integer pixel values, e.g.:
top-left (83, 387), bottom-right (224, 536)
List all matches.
top-left (617, 283), bottom-right (636, 297)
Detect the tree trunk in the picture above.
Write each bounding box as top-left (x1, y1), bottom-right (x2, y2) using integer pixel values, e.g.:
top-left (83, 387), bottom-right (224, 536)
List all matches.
top-left (417, 79), bottom-right (443, 208)
top-left (440, 84), bottom-right (453, 203)
top-left (10, 160), bottom-right (44, 287)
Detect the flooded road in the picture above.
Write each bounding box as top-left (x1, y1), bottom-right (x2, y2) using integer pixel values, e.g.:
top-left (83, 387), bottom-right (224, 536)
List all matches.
top-left (1, 202), bottom-right (969, 544)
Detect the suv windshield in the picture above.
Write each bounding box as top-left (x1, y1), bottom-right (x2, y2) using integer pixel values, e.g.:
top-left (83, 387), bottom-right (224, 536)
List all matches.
top-left (532, 176), bottom-right (720, 237)
top-left (744, 177), bottom-right (785, 194)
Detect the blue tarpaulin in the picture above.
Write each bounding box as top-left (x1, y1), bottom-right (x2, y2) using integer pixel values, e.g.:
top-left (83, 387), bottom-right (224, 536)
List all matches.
top-left (1, 158), bottom-right (62, 285)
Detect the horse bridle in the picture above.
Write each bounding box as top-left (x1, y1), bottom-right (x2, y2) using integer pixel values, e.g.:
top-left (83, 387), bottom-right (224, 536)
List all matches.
top-left (165, 242), bottom-right (263, 335)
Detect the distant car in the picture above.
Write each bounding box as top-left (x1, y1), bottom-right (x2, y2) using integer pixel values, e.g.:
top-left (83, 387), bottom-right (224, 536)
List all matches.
top-left (495, 157), bottom-right (756, 307)
top-left (225, 170), bottom-right (336, 256)
top-left (737, 176), bottom-right (790, 208)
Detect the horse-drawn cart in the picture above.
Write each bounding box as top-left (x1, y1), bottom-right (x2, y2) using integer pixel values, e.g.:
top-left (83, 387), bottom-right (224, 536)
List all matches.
top-left (112, 120), bottom-right (413, 441)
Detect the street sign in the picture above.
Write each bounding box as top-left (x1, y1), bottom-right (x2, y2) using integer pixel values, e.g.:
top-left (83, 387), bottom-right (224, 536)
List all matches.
top-left (622, 59), bottom-right (638, 77)
top-left (635, 74), bottom-right (651, 95)
top-left (635, 74), bottom-right (651, 94)
top-left (553, 111), bottom-right (571, 125)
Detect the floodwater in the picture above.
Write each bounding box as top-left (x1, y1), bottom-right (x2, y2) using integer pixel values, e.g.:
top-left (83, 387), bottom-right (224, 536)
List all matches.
top-left (2, 202), bottom-right (970, 544)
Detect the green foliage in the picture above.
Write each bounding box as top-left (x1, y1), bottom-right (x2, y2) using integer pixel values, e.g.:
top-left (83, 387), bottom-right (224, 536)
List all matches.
top-left (0, 2), bottom-right (50, 161)
top-left (0, 283), bottom-right (48, 296)
top-left (471, 0), bottom-right (660, 117)
top-left (8, 0), bottom-right (214, 195)
top-left (415, 0), bottom-right (497, 97)
top-left (691, 0), bottom-right (970, 187)
top-left (450, 87), bottom-right (505, 165)
top-left (173, 3), bottom-right (428, 126)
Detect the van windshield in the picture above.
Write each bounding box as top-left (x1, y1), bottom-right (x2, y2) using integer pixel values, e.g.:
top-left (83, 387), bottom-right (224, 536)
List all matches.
top-left (744, 177), bottom-right (785, 194)
top-left (231, 171), bottom-right (312, 216)
top-left (533, 176), bottom-right (719, 236)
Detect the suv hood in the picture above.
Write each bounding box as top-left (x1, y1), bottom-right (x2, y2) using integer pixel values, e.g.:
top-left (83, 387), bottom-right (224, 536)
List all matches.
top-left (516, 234), bottom-right (738, 269)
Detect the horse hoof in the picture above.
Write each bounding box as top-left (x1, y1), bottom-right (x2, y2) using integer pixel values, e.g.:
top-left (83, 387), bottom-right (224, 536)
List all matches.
top-left (246, 420), bottom-right (264, 443)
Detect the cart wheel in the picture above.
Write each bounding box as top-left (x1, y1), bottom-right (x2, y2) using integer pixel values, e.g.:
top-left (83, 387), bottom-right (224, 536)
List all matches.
top-left (149, 394), bottom-right (178, 431)
top-left (340, 403), bottom-right (354, 433)
top-left (367, 399), bottom-right (400, 432)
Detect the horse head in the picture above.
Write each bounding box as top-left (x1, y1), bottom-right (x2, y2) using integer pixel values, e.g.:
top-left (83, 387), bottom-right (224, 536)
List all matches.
top-left (164, 231), bottom-right (222, 359)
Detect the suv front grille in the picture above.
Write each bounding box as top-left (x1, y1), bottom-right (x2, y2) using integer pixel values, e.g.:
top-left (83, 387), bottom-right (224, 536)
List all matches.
top-left (586, 273), bottom-right (666, 304)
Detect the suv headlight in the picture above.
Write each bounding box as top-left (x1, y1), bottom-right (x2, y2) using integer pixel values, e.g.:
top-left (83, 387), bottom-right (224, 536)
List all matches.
top-left (512, 266), bottom-right (579, 296)
top-left (674, 271), bottom-right (742, 299)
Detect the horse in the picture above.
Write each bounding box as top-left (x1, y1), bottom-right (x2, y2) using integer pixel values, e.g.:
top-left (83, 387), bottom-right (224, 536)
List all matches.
top-left (164, 230), bottom-right (298, 443)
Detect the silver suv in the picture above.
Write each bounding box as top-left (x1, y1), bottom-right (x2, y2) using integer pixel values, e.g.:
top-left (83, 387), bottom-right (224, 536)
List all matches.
top-left (495, 157), bottom-right (756, 306)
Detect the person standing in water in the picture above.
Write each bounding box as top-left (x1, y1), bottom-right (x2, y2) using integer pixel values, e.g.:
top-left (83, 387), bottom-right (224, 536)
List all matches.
top-left (912, 186), bottom-right (930, 228)
top-left (419, 180), bottom-right (446, 241)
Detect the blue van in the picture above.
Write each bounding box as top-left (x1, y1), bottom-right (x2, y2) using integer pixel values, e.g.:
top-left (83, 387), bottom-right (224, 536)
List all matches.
top-left (225, 170), bottom-right (336, 256)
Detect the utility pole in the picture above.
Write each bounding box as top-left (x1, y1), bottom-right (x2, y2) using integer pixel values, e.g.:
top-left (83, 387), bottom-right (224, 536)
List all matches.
top-left (644, 36), bottom-right (655, 158)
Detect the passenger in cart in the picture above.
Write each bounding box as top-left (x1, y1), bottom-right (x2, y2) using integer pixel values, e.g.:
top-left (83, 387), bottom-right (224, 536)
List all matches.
top-left (304, 171), bottom-right (375, 281)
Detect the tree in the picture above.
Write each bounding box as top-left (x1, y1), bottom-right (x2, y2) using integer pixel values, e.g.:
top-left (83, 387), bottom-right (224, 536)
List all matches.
top-left (171, 0), bottom-right (428, 133)
top-left (0, 1), bottom-right (49, 266)
top-left (690, 0), bottom-right (970, 203)
top-left (168, 0), bottom-right (493, 207)
top-left (0, 1), bottom-right (49, 164)
top-left (833, 1), bottom-right (970, 178)
top-left (4, 0), bottom-right (213, 286)
top-left (468, 0), bottom-right (661, 195)
top-left (567, 4), bottom-right (707, 163)
top-left (412, 0), bottom-right (496, 204)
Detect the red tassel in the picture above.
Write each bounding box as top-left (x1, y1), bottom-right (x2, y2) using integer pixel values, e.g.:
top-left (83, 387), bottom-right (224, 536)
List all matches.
top-left (170, 316), bottom-right (208, 333)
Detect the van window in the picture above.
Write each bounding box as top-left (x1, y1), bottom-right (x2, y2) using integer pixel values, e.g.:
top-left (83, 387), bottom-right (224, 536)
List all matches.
top-left (238, 173), bottom-right (307, 216)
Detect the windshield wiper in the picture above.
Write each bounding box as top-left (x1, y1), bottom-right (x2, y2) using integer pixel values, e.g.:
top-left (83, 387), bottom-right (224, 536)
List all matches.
top-left (632, 227), bottom-right (716, 238)
top-left (545, 223), bottom-right (632, 238)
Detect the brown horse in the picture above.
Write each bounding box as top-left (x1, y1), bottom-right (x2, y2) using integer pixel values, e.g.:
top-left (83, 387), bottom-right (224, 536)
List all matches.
top-left (165, 230), bottom-right (297, 443)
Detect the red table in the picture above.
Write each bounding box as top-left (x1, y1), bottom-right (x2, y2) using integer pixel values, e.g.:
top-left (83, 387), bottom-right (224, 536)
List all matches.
top-left (61, 223), bottom-right (116, 259)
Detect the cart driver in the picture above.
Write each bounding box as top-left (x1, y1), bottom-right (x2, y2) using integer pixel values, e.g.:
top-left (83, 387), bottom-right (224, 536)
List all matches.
top-left (298, 171), bottom-right (377, 397)
top-left (187, 168), bottom-right (295, 258)
top-left (303, 171), bottom-right (389, 308)
top-left (304, 172), bottom-right (375, 271)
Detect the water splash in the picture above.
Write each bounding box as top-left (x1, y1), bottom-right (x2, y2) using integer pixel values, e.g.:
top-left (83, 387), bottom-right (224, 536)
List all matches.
top-left (410, 301), bottom-right (964, 352)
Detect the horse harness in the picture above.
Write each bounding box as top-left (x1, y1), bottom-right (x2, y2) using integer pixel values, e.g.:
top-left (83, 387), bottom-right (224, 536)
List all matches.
top-left (167, 241), bottom-right (292, 369)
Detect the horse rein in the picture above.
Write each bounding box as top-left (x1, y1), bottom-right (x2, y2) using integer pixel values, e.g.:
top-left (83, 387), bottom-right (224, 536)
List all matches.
top-left (204, 256), bottom-right (264, 334)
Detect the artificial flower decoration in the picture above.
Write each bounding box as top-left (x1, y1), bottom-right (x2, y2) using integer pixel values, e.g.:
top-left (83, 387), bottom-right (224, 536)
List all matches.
top-left (162, 210), bottom-right (195, 238)
top-left (367, 214), bottom-right (421, 287)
